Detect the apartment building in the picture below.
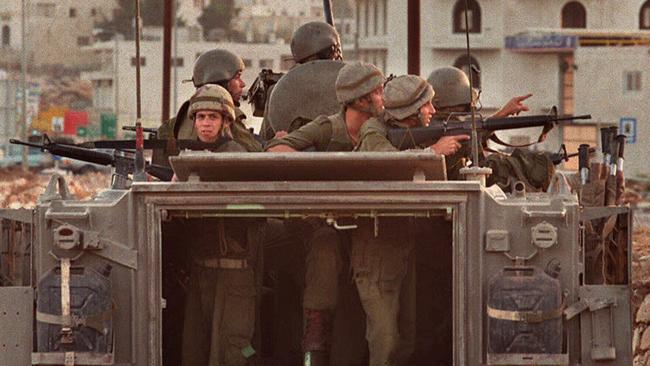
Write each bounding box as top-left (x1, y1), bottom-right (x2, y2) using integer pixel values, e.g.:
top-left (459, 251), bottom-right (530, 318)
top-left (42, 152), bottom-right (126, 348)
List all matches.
top-left (355, 0), bottom-right (650, 177)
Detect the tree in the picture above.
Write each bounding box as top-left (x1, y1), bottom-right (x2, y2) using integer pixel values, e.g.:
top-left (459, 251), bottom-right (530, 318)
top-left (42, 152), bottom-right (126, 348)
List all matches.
top-left (198, 0), bottom-right (239, 40)
top-left (96, 0), bottom-right (183, 40)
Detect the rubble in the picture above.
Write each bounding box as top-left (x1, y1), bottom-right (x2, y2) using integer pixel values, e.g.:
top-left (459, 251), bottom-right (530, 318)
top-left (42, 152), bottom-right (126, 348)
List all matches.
top-left (0, 168), bottom-right (110, 209)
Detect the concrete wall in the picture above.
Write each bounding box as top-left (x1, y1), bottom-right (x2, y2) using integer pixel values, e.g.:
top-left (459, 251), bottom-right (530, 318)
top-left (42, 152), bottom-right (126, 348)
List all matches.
top-left (574, 46), bottom-right (650, 178)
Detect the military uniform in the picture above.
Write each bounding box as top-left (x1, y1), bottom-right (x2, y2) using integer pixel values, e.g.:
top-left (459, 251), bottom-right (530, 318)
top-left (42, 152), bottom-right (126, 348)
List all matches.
top-left (259, 21), bottom-right (342, 140)
top-left (179, 85), bottom-right (261, 366)
top-left (266, 111), bottom-right (354, 152)
top-left (354, 124), bottom-right (418, 365)
top-left (266, 111), bottom-right (350, 359)
top-left (268, 61), bottom-right (386, 366)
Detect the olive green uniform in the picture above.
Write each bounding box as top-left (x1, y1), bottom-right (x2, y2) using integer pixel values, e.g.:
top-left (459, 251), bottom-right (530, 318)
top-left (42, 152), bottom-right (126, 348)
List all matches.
top-left (181, 140), bottom-right (261, 366)
top-left (267, 111), bottom-right (356, 360)
top-left (153, 104), bottom-right (263, 167)
top-left (266, 110), bottom-right (355, 153)
top-left (355, 118), bottom-right (417, 366)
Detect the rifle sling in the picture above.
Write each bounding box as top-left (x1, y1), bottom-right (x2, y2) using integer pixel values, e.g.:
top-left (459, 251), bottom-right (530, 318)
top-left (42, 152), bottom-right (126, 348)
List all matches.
top-left (485, 122), bottom-right (554, 152)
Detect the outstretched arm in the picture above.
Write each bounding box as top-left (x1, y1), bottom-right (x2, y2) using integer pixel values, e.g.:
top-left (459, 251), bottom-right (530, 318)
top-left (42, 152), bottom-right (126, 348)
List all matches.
top-left (491, 93), bottom-right (532, 118)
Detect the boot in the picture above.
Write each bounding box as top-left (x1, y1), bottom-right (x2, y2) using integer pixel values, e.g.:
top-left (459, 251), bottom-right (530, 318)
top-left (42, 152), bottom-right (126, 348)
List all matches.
top-left (302, 308), bottom-right (332, 366)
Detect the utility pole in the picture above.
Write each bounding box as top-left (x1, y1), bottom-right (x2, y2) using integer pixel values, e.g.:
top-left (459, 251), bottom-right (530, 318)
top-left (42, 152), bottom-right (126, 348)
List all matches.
top-left (20, 0), bottom-right (28, 170)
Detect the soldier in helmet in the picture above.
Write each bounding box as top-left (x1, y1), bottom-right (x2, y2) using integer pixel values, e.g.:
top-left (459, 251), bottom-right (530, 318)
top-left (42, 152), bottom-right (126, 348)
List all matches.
top-left (427, 66), bottom-right (554, 191)
top-left (154, 49), bottom-right (262, 166)
top-left (180, 85), bottom-right (261, 366)
top-left (356, 74), bottom-right (470, 153)
top-left (257, 21), bottom-right (343, 141)
top-left (266, 61), bottom-right (385, 365)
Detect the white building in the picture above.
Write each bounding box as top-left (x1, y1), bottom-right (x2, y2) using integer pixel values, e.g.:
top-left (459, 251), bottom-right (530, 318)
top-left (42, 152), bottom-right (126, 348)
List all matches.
top-left (81, 29), bottom-right (294, 133)
top-left (355, 0), bottom-right (650, 178)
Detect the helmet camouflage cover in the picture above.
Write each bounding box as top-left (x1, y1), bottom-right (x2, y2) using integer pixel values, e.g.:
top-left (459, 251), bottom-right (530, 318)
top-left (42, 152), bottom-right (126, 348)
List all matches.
top-left (384, 75), bottom-right (435, 120)
top-left (192, 49), bottom-right (244, 88)
top-left (188, 84), bottom-right (236, 122)
top-left (426, 66), bottom-right (478, 108)
top-left (290, 21), bottom-right (341, 63)
top-left (335, 61), bottom-right (385, 105)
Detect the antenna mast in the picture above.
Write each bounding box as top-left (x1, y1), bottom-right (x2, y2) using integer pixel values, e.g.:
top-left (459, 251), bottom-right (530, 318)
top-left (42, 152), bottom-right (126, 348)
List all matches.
top-left (133, 0), bottom-right (147, 181)
top-left (463, 0), bottom-right (480, 166)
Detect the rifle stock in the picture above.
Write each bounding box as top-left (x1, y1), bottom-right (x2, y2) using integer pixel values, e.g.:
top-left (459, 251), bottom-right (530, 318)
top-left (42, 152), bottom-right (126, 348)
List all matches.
top-left (387, 113), bottom-right (591, 150)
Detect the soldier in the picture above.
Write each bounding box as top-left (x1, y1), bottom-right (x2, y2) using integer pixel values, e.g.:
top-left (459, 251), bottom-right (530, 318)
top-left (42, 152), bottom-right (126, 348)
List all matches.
top-left (266, 61), bottom-right (384, 152)
top-left (154, 49), bottom-right (262, 166)
top-left (179, 85), bottom-right (258, 366)
top-left (428, 66), bottom-right (554, 190)
top-left (258, 21), bottom-right (343, 140)
top-left (266, 61), bottom-right (385, 365)
top-left (356, 74), bottom-right (469, 154)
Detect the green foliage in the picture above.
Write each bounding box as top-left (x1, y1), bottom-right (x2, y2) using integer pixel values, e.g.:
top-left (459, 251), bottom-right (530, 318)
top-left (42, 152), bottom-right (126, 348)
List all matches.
top-left (97, 0), bottom-right (184, 39)
top-left (198, 0), bottom-right (239, 39)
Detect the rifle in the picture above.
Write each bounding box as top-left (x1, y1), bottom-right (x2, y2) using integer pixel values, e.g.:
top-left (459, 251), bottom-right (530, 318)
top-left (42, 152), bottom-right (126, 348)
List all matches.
top-left (548, 144), bottom-right (596, 165)
top-left (387, 113), bottom-right (592, 150)
top-left (10, 135), bottom-right (174, 186)
top-left (246, 68), bottom-right (284, 117)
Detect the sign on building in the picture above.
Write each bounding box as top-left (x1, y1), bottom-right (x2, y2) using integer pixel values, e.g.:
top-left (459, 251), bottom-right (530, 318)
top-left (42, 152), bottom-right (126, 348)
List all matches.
top-left (505, 34), bottom-right (577, 52)
top-left (619, 117), bottom-right (637, 144)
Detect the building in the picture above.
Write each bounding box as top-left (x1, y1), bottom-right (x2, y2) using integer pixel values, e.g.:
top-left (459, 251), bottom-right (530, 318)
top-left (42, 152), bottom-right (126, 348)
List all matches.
top-left (355, 0), bottom-right (650, 178)
top-left (233, 0), bottom-right (355, 45)
top-left (0, 0), bottom-right (117, 69)
top-left (81, 27), bottom-right (295, 133)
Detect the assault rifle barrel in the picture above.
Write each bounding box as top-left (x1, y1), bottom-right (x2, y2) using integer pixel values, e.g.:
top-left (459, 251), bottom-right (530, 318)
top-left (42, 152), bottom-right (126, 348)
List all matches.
top-left (387, 114), bottom-right (591, 150)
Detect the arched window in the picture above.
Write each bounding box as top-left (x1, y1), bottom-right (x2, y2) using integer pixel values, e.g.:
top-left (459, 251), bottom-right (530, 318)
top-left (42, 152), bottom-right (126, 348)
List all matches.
top-left (454, 54), bottom-right (481, 89)
top-left (561, 1), bottom-right (586, 28)
top-left (641, 1), bottom-right (650, 29)
top-left (1, 25), bottom-right (9, 47)
top-left (453, 0), bottom-right (481, 33)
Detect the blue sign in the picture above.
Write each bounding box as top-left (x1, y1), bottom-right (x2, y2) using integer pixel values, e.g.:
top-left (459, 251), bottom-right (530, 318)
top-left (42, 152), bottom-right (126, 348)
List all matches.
top-left (619, 117), bottom-right (637, 144)
top-left (505, 34), bottom-right (577, 51)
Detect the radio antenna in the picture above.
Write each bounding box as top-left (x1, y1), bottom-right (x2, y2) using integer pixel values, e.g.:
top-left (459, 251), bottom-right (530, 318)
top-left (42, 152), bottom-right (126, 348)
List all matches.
top-left (463, 0), bottom-right (480, 166)
top-left (132, 0), bottom-right (146, 181)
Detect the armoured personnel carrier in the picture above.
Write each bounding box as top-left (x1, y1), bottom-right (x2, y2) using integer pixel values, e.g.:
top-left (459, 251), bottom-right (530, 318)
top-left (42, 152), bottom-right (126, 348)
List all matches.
top-left (0, 149), bottom-right (633, 365)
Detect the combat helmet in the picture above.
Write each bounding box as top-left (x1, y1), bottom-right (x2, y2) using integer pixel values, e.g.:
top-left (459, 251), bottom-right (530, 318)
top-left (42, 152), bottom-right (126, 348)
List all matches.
top-left (192, 49), bottom-right (244, 88)
top-left (291, 21), bottom-right (342, 63)
top-left (384, 75), bottom-right (435, 120)
top-left (426, 66), bottom-right (478, 108)
top-left (188, 84), bottom-right (236, 122)
top-left (335, 61), bottom-right (385, 105)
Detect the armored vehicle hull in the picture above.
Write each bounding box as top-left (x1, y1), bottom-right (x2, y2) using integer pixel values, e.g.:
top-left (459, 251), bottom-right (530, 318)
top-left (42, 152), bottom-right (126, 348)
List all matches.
top-left (0, 152), bottom-right (632, 365)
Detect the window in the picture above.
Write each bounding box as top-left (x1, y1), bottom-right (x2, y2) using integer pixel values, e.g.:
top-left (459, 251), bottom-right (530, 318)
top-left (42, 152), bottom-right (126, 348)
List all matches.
top-left (131, 56), bottom-right (146, 66)
top-left (453, 0), bottom-right (481, 33)
top-left (641, 1), bottom-right (650, 29)
top-left (243, 58), bottom-right (252, 67)
top-left (624, 71), bottom-right (642, 92)
top-left (172, 57), bottom-right (184, 67)
top-left (77, 36), bottom-right (90, 46)
top-left (453, 54), bottom-right (481, 89)
top-left (259, 59), bottom-right (273, 68)
top-left (2, 25), bottom-right (9, 47)
top-left (69, 8), bottom-right (76, 18)
top-left (34, 3), bottom-right (56, 17)
top-left (561, 1), bottom-right (586, 28)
